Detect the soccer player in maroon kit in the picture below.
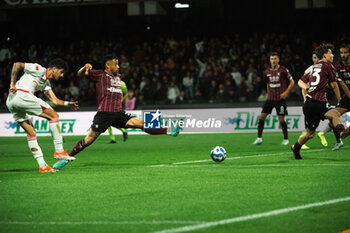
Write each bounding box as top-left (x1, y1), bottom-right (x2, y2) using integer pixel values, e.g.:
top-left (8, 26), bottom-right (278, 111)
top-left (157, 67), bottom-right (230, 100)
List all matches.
top-left (291, 43), bottom-right (349, 160)
top-left (53, 55), bottom-right (180, 169)
top-left (317, 43), bottom-right (350, 150)
top-left (252, 52), bottom-right (295, 146)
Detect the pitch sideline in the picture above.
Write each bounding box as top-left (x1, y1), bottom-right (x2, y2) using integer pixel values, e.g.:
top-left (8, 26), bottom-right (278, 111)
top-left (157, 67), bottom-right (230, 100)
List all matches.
top-left (152, 196), bottom-right (350, 233)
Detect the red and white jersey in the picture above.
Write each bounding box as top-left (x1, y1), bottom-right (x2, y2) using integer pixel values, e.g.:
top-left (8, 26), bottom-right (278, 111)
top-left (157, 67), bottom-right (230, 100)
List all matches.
top-left (16, 63), bottom-right (51, 94)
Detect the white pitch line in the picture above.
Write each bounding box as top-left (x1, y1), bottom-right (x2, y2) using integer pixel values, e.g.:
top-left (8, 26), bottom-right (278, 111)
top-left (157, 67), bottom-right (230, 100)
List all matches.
top-left (0, 220), bottom-right (205, 225)
top-left (165, 163), bottom-right (350, 168)
top-left (153, 196), bottom-right (350, 233)
top-left (149, 148), bottom-right (333, 167)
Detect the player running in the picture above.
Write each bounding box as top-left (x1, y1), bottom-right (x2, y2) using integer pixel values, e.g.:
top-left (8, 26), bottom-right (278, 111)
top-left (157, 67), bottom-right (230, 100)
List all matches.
top-left (291, 43), bottom-right (349, 160)
top-left (53, 55), bottom-right (180, 169)
top-left (317, 43), bottom-right (350, 150)
top-left (6, 59), bottom-right (78, 173)
top-left (252, 52), bottom-right (295, 146)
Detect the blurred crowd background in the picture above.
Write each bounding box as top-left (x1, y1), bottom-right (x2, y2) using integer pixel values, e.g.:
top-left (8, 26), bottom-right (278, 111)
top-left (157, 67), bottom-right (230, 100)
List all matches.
top-left (0, 0), bottom-right (348, 110)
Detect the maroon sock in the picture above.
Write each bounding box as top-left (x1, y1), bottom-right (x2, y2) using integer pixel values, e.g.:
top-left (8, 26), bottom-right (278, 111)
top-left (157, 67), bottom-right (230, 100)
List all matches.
top-left (69, 139), bottom-right (88, 157)
top-left (293, 142), bottom-right (302, 151)
top-left (144, 128), bottom-right (167, 135)
top-left (280, 121), bottom-right (288, 139)
top-left (334, 124), bottom-right (345, 142)
top-left (257, 119), bottom-right (264, 138)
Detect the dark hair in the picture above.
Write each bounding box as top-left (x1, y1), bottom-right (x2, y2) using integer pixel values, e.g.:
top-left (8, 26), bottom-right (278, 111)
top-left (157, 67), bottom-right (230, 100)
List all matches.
top-left (339, 43), bottom-right (350, 50)
top-left (103, 55), bottom-right (118, 67)
top-left (269, 52), bottom-right (279, 58)
top-left (315, 43), bottom-right (334, 60)
top-left (49, 58), bottom-right (69, 73)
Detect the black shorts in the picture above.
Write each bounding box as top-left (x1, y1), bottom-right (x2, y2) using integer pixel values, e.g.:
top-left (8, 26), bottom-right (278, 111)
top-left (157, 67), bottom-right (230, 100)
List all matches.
top-left (337, 96), bottom-right (350, 110)
top-left (262, 100), bottom-right (288, 115)
top-left (91, 111), bottom-right (134, 132)
top-left (303, 98), bottom-right (333, 130)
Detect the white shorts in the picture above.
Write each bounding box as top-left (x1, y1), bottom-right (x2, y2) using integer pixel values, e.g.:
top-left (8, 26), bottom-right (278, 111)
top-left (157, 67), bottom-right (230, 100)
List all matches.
top-left (6, 91), bottom-right (51, 122)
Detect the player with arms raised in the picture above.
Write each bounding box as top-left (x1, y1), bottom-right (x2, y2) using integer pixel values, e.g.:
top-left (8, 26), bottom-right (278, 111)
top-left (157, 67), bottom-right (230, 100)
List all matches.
top-left (291, 43), bottom-right (349, 160)
top-left (53, 55), bottom-right (180, 169)
top-left (6, 59), bottom-right (78, 173)
top-left (252, 52), bottom-right (295, 146)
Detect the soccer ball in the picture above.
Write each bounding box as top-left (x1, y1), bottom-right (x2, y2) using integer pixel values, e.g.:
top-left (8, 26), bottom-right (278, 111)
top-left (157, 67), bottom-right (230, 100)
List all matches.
top-left (210, 146), bottom-right (226, 162)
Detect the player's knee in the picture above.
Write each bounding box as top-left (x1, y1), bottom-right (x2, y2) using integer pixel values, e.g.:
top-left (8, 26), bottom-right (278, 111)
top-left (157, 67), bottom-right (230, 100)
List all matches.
top-left (308, 132), bottom-right (315, 139)
top-left (31, 147), bottom-right (38, 152)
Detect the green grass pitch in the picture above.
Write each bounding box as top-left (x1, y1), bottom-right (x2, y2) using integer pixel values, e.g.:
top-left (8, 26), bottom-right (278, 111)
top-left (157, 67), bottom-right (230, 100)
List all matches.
top-left (0, 132), bottom-right (349, 233)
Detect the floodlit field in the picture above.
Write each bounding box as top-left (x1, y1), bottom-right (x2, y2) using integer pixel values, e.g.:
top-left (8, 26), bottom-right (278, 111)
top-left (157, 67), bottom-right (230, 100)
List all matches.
top-left (0, 132), bottom-right (349, 233)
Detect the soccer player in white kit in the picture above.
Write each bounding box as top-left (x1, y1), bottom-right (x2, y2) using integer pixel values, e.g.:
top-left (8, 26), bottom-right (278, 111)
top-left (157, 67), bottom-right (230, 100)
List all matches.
top-left (6, 58), bottom-right (78, 173)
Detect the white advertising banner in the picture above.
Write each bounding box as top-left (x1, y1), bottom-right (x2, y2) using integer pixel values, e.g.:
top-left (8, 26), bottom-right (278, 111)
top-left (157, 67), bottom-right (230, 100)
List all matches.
top-left (0, 108), bottom-right (349, 136)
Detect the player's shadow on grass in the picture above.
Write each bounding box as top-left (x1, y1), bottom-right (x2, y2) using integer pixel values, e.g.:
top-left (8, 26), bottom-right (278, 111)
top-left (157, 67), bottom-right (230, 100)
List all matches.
top-left (0, 168), bottom-right (36, 173)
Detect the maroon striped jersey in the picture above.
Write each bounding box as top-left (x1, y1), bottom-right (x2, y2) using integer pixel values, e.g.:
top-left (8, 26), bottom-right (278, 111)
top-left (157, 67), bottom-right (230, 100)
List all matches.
top-left (88, 70), bottom-right (122, 112)
top-left (264, 65), bottom-right (293, 100)
top-left (300, 61), bottom-right (337, 102)
top-left (335, 61), bottom-right (350, 96)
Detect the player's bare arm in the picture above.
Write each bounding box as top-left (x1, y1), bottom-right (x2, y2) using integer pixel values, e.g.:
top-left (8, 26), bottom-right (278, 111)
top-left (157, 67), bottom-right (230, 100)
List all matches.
top-left (297, 79), bottom-right (310, 90)
top-left (280, 79), bottom-right (295, 99)
top-left (301, 88), bottom-right (307, 102)
top-left (339, 80), bottom-right (350, 98)
top-left (77, 63), bottom-right (92, 77)
top-left (329, 81), bottom-right (341, 103)
top-left (44, 90), bottom-right (79, 109)
top-left (9, 62), bottom-right (25, 93)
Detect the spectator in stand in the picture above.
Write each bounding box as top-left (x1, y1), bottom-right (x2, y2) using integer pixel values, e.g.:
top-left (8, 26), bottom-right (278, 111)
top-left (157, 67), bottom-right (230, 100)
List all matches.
top-left (257, 89), bottom-right (268, 102)
top-left (230, 65), bottom-right (242, 87)
top-left (124, 90), bottom-right (136, 110)
top-left (182, 71), bottom-right (194, 100)
top-left (168, 81), bottom-right (180, 104)
top-left (239, 76), bottom-right (248, 102)
top-left (68, 81), bottom-right (79, 101)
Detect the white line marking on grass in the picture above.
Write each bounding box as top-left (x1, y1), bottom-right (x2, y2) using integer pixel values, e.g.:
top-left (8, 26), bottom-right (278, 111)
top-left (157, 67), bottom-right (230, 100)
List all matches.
top-left (149, 148), bottom-right (333, 167)
top-left (0, 220), bottom-right (206, 225)
top-left (153, 196), bottom-right (350, 233)
top-left (166, 163), bottom-right (350, 168)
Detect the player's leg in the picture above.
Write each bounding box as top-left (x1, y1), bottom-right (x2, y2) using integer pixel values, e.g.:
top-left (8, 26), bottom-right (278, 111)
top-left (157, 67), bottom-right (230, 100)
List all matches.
top-left (40, 107), bottom-right (75, 161)
top-left (118, 128), bottom-right (128, 141)
top-left (291, 99), bottom-right (320, 159)
top-left (124, 116), bottom-right (181, 136)
top-left (276, 100), bottom-right (289, 145)
top-left (291, 128), bottom-right (315, 160)
top-left (69, 112), bottom-right (108, 157)
top-left (317, 122), bottom-right (330, 147)
top-left (252, 112), bottom-right (268, 145)
top-left (108, 127), bottom-right (116, 143)
top-left (19, 120), bottom-right (57, 173)
top-left (278, 115), bottom-right (289, 145)
top-left (70, 128), bottom-right (101, 156)
top-left (324, 107), bottom-right (349, 139)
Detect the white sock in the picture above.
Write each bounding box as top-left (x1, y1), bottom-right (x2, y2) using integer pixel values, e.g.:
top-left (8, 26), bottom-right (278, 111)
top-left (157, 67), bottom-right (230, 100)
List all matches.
top-left (49, 118), bottom-right (64, 153)
top-left (27, 136), bottom-right (47, 168)
top-left (322, 124), bottom-right (332, 135)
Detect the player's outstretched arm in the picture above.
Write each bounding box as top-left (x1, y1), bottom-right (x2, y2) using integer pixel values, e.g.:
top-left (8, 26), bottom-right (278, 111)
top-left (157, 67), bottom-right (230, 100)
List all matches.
top-left (77, 63), bottom-right (92, 77)
top-left (9, 62), bottom-right (25, 93)
top-left (44, 90), bottom-right (79, 110)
